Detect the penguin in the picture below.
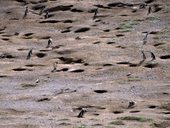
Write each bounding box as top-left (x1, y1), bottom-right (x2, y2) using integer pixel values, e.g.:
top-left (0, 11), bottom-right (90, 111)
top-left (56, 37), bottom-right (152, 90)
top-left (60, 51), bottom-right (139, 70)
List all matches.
top-left (150, 51), bottom-right (156, 61)
top-left (26, 48), bottom-right (33, 60)
top-left (44, 10), bottom-right (49, 19)
top-left (77, 108), bottom-right (86, 118)
top-left (143, 32), bottom-right (149, 45)
top-left (141, 50), bottom-right (146, 60)
top-left (46, 38), bottom-right (53, 48)
top-left (23, 6), bottom-right (29, 19)
top-left (93, 8), bottom-right (98, 20)
top-left (147, 6), bottom-right (152, 15)
top-left (51, 62), bottom-right (57, 72)
top-left (128, 101), bottom-right (136, 108)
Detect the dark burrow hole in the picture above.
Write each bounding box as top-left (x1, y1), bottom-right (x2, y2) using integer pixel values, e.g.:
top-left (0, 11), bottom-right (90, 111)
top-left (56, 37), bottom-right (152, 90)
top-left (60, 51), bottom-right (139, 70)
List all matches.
top-left (76, 105), bottom-right (106, 110)
top-left (94, 90), bottom-right (107, 94)
top-left (25, 64), bottom-right (45, 67)
top-left (117, 61), bottom-right (130, 65)
top-left (93, 41), bottom-right (101, 44)
top-left (103, 64), bottom-right (113, 66)
top-left (129, 110), bottom-right (140, 113)
top-left (2, 38), bottom-right (10, 41)
top-left (71, 8), bottom-right (83, 12)
top-left (70, 69), bottom-right (84, 73)
top-left (116, 34), bottom-right (124, 37)
top-left (160, 55), bottom-right (170, 59)
top-left (150, 31), bottom-right (159, 34)
top-left (36, 52), bottom-right (47, 58)
top-left (93, 113), bottom-right (100, 116)
top-left (63, 20), bottom-right (73, 23)
top-left (37, 97), bottom-right (51, 102)
top-left (162, 92), bottom-right (169, 95)
top-left (162, 112), bottom-right (170, 114)
top-left (23, 33), bottom-right (34, 37)
top-left (107, 42), bottom-right (115, 44)
top-left (129, 63), bottom-right (138, 67)
top-left (145, 0), bottom-right (155, 4)
top-left (58, 57), bottom-right (84, 64)
top-left (144, 63), bottom-right (158, 68)
top-left (113, 111), bottom-right (123, 114)
top-left (120, 14), bottom-right (128, 16)
top-left (103, 29), bottom-right (110, 32)
top-left (74, 27), bottom-right (90, 33)
top-left (154, 43), bottom-right (165, 47)
top-left (39, 36), bottom-right (51, 39)
top-left (148, 105), bottom-right (157, 109)
top-left (61, 29), bottom-right (71, 33)
top-left (116, 45), bottom-right (126, 49)
top-left (13, 68), bottom-right (27, 71)
top-left (0, 53), bottom-right (15, 59)
top-left (84, 63), bottom-right (89, 66)
top-left (61, 68), bottom-right (69, 72)
top-left (0, 75), bottom-right (8, 78)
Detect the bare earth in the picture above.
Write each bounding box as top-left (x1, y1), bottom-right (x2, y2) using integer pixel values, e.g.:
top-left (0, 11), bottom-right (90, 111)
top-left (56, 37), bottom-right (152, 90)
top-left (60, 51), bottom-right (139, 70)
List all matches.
top-left (0, 0), bottom-right (170, 128)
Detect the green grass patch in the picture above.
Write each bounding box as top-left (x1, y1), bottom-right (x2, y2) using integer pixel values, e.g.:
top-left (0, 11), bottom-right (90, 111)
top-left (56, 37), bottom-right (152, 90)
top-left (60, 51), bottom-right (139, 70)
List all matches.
top-left (110, 120), bottom-right (124, 125)
top-left (118, 20), bottom-right (139, 31)
top-left (128, 76), bottom-right (141, 81)
top-left (146, 16), bottom-right (160, 21)
top-left (78, 125), bottom-right (88, 128)
top-left (20, 83), bottom-right (37, 88)
top-left (119, 116), bottom-right (152, 122)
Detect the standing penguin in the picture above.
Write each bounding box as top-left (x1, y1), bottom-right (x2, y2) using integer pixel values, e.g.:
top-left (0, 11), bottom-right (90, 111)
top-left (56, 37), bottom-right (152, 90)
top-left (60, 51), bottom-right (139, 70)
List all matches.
top-left (44, 10), bottom-right (49, 19)
top-left (93, 8), bottom-right (98, 20)
top-left (128, 101), bottom-right (136, 108)
top-left (23, 6), bottom-right (29, 19)
top-left (147, 6), bottom-right (152, 15)
top-left (26, 48), bottom-right (33, 60)
top-left (143, 32), bottom-right (149, 45)
top-left (150, 51), bottom-right (156, 61)
top-left (46, 38), bottom-right (53, 48)
top-left (77, 108), bottom-right (87, 118)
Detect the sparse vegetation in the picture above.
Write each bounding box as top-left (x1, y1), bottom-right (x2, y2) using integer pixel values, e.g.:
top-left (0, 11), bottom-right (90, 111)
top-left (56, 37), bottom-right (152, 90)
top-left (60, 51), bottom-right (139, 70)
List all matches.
top-left (118, 20), bottom-right (139, 32)
top-left (128, 76), bottom-right (141, 81)
top-left (146, 16), bottom-right (160, 21)
top-left (20, 83), bottom-right (37, 88)
top-left (110, 120), bottom-right (124, 125)
top-left (78, 124), bottom-right (88, 128)
top-left (119, 116), bottom-right (152, 122)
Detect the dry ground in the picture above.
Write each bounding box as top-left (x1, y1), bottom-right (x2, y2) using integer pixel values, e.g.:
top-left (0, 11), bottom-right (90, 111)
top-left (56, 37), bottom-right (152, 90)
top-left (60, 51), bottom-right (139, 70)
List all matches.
top-left (0, 0), bottom-right (170, 127)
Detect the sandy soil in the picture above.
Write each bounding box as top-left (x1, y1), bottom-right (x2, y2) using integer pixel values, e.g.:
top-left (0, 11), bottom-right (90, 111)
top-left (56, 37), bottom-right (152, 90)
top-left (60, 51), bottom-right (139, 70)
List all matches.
top-left (0, 0), bottom-right (170, 127)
